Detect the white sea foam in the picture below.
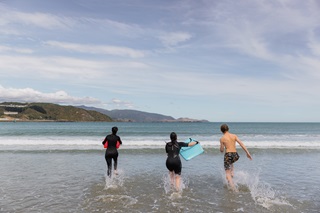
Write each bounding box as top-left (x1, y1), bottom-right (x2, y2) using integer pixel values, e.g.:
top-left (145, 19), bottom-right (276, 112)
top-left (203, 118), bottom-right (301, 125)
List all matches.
top-left (1, 136), bottom-right (320, 150)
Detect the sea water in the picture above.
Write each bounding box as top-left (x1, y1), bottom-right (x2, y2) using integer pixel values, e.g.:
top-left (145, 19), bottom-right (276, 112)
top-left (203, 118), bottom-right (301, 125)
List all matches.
top-left (0, 122), bottom-right (319, 212)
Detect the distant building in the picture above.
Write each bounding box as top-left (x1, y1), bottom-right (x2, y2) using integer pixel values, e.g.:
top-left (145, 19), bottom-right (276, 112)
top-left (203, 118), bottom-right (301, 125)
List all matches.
top-left (0, 104), bottom-right (27, 108)
top-left (4, 112), bottom-right (18, 115)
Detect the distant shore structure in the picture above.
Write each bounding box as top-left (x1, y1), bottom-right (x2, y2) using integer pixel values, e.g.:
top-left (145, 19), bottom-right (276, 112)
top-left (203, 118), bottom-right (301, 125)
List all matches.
top-left (4, 112), bottom-right (18, 115)
top-left (0, 104), bottom-right (28, 108)
top-left (0, 103), bottom-right (28, 116)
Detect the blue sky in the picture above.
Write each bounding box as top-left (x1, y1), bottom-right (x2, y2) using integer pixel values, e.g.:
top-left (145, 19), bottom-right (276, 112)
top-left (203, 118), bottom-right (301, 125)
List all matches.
top-left (0, 0), bottom-right (320, 122)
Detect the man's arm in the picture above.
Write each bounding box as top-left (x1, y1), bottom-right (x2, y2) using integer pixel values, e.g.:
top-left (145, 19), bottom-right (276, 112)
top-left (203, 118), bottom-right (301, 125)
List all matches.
top-left (235, 136), bottom-right (252, 160)
top-left (219, 139), bottom-right (224, 153)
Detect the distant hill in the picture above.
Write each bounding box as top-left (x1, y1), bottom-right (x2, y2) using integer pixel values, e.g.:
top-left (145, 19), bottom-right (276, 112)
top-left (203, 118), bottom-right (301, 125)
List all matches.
top-left (0, 102), bottom-right (208, 122)
top-left (0, 102), bottom-right (113, 122)
top-left (78, 106), bottom-right (209, 122)
top-left (78, 106), bottom-right (175, 122)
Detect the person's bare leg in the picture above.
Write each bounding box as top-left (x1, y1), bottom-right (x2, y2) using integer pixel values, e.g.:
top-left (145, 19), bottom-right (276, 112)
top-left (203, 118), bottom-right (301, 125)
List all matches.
top-left (231, 164), bottom-right (234, 178)
top-left (169, 171), bottom-right (175, 187)
top-left (175, 174), bottom-right (181, 191)
top-left (226, 169), bottom-right (236, 191)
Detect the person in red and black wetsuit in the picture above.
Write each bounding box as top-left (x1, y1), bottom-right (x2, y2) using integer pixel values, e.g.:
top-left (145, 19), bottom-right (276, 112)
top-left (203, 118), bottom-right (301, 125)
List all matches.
top-left (102, 126), bottom-right (122, 177)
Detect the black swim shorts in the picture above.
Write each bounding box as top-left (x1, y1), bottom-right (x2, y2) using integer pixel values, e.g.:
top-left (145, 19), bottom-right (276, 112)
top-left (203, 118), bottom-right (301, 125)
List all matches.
top-left (224, 152), bottom-right (240, 170)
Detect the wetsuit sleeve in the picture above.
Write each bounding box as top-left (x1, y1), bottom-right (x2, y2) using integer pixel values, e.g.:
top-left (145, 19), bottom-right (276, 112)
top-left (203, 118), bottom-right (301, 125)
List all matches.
top-left (102, 136), bottom-right (108, 145)
top-left (165, 144), bottom-right (169, 153)
top-left (117, 136), bottom-right (122, 144)
top-left (178, 142), bottom-right (188, 147)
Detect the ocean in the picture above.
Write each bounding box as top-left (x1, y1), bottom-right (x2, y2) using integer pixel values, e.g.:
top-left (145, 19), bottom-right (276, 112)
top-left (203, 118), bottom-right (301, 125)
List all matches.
top-left (0, 122), bottom-right (319, 213)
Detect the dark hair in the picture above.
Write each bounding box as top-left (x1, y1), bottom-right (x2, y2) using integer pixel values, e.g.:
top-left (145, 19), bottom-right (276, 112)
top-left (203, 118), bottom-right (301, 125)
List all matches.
top-left (112, 126), bottom-right (118, 134)
top-left (220, 124), bottom-right (229, 133)
top-left (170, 132), bottom-right (177, 141)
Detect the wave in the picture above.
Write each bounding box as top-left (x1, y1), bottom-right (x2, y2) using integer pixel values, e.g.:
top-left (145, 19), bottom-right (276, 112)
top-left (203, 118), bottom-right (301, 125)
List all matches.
top-left (0, 136), bottom-right (320, 151)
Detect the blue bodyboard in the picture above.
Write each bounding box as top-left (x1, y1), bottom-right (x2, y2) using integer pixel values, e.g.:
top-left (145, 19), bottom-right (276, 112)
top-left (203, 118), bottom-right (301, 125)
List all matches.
top-left (180, 138), bottom-right (204, 161)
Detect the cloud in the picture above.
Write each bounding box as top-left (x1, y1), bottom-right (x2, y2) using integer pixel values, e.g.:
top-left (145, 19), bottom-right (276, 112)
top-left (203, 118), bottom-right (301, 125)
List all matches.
top-left (0, 86), bottom-right (101, 105)
top-left (184, 0), bottom-right (319, 58)
top-left (110, 98), bottom-right (134, 108)
top-left (0, 55), bottom-right (149, 80)
top-left (86, 18), bottom-right (146, 36)
top-left (0, 45), bottom-right (33, 54)
top-left (0, 3), bottom-right (149, 40)
top-left (174, 0), bottom-right (320, 82)
top-left (0, 5), bottom-right (73, 30)
top-left (44, 41), bottom-right (146, 58)
top-left (307, 32), bottom-right (320, 57)
top-left (158, 32), bottom-right (192, 46)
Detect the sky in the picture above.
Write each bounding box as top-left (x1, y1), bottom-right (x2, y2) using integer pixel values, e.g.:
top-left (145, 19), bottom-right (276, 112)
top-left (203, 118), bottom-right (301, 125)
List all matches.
top-left (0, 0), bottom-right (320, 122)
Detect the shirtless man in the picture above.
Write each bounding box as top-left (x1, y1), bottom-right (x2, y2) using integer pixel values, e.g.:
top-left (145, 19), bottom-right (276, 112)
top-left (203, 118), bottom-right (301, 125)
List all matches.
top-left (219, 124), bottom-right (252, 191)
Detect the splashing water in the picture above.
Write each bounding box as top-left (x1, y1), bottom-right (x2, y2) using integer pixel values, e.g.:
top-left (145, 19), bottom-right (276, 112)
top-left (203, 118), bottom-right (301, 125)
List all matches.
top-left (163, 174), bottom-right (172, 194)
top-left (104, 168), bottom-right (124, 189)
top-left (162, 174), bottom-right (189, 197)
top-left (233, 170), bottom-right (292, 209)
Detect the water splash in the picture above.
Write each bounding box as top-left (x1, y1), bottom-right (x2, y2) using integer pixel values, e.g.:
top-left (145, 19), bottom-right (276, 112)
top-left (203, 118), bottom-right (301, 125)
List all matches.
top-left (233, 170), bottom-right (292, 209)
top-left (104, 168), bottom-right (124, 190)
top-left (163, 174), bottom-right (172, 194)
top-left (162, 173), bottom-right (188, 199)
top-left (169, 192), bottom-right (182, 200)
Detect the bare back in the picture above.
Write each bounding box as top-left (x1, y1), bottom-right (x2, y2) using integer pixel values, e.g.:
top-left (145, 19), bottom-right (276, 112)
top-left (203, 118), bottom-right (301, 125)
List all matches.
top-left (220, 132), bottom-right (238, 153)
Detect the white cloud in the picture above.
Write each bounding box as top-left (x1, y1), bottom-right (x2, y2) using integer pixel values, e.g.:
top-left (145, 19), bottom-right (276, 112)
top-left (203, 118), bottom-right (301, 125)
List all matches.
top-left (307, 32), bottom-right (320, 57)
top-left (0, 5), bottom-right (73, 30)
top-left (86, 18), bottom-right (146, 36)
top-left (0, 3), bottom-right (148, 39)
top-left (0, 55), bottom-right (149, 80)
top-left (192, 0), bottom-right (319, 57)
top-left (44, 41), bottom-right (146, 58)
top-left (297, 55), bottom-right (320, 79)
top-left (0, 45), bottom-right (33, 54)
top-left (110, 98), bottom-right (134, 108)
top-left (0, 86), bottom-right (101, 105)
top-left (159, 32), bottom-right (192, 46)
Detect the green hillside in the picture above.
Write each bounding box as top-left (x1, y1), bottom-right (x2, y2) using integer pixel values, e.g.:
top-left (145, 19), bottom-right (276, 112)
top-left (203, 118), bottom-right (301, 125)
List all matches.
top-left (0, 102), bottom-right (113, 122)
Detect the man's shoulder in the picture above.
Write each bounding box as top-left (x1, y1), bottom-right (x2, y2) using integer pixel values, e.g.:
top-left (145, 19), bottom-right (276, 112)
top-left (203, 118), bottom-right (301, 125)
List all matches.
top-left (227, 132), bottom-right (237, 138)
top-left (232, 133), bottom-right (238, 137)
top-left (221, 133), bottom-right (237, 143)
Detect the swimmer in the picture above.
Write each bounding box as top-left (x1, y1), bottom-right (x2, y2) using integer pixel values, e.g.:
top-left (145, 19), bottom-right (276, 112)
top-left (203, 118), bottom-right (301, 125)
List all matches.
top-left (102, 126), bottom-right (122, 177)
top-left (165, 132), bottom-right (198, 191)
top-left (219, 124), bottom-right (252, 191)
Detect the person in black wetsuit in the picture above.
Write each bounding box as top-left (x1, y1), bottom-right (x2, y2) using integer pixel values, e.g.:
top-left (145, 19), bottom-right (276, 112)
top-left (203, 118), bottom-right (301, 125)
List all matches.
top-left (165, 132), bottom-right (198, 191)
top-left (102, 126), bottom-right (122, 177)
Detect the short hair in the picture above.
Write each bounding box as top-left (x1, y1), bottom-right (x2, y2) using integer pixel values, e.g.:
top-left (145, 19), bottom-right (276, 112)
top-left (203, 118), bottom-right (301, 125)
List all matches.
top-left (112, 126), bottom-right (118, 134)
top-left (170, 132), bottom-right (177, 141)
top-left (220, 124), bottom-right (229, 133)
